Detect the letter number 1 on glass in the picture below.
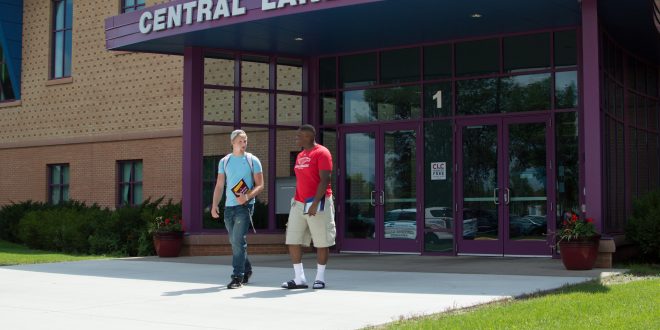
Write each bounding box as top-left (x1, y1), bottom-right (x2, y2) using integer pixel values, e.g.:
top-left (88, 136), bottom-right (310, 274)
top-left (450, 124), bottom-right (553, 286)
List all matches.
top-left (432, 90), bottom-right (443, 108)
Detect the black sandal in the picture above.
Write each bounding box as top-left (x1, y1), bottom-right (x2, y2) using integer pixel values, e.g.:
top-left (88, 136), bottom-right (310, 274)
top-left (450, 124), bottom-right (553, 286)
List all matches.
top-left (313, 280), bottom-right (325, 289)
top-left (281, 280), bottom-right (308, 289)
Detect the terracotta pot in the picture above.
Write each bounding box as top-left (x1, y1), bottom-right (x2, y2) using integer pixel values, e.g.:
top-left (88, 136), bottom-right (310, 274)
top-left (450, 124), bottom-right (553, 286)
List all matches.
top-left (558, 236), bottom-right (600, 270)
top-left (153, 231), bottom-right (184, 257)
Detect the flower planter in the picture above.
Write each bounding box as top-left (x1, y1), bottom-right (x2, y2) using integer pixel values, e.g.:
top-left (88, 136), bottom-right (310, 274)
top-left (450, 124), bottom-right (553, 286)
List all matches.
top-left (558, 236), bottom-right (600, 270)
top-left (153, 231), bottom-right (184, 257)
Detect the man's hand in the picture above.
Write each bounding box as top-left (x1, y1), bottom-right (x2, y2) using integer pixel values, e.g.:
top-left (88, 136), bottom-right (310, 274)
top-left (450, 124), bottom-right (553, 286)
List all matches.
top-left (211, 205), bottom-right (221, 219)
top-left (308, 201), bottom-right (319, 216)
top-left (236, 193), bottom-right (249, 205)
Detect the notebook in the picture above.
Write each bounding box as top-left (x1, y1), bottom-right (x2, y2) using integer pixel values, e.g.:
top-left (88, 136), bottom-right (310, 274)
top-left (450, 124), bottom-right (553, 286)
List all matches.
top-left (231, 179), bottom-right (250, 197)
top-left (303, 196), bottom-right (325, 214)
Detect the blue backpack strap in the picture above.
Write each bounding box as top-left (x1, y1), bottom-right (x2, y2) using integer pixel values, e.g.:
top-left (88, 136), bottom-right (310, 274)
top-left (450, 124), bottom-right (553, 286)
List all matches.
top-left (245, 152), bottom-right (254, 174)
top-left (222, 153), bottom-right (254, 174)
top-left (221, 153), bottom-right (232, 174)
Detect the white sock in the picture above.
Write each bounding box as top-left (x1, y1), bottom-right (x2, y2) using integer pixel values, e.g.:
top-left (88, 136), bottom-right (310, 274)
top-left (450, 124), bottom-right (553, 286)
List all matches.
top-left (293, 263), bottom-right (306, 285)
top-left (315, 264), bottom-right (326, 282)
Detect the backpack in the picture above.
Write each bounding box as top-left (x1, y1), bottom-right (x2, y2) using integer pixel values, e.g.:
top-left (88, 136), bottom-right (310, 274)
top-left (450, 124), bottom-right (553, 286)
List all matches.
top-left (220, 152), bottom-right (255, 175)
top-left (220, 152), bottom-right (258, 234)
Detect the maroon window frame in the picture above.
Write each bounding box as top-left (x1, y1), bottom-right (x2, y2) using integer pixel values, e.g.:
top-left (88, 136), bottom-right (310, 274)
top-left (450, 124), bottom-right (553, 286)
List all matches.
top-left (1, 49), bottom-right (15, 101)
top-left (51, 0), bottom-right (73, 79)
top-left (121, 0), bottom-right (145, 13)
top-left (48, 164), bottom-right (70, 204)
top-left (117, 160), bottom-right (143, 207)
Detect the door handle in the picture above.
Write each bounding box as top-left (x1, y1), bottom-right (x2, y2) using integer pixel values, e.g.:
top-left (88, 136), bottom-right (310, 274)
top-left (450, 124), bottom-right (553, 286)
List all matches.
top-left (493, 188), bottom-right (499, 205)
top-left (380, 191), bottom-right (384, 205)
top-left (504, 188), bottom-right (510, 205)
top-left (370, 191), bottom-right (376, 207)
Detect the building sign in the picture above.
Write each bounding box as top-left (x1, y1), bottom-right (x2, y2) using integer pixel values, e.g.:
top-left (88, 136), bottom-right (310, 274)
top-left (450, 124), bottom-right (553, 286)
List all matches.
top-left (139, 0), bottom-right (330, 34)
top-left (431, 162), bottom-right (446, 181)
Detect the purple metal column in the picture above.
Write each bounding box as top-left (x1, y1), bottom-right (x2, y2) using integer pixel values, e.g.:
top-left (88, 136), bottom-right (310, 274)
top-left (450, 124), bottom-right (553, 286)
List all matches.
top-left (182, 47), bottom-right (204, 234)
top-left (268, 57), bottom-right (277, 231)
top-left (581, 0), bottom-right (603, 231)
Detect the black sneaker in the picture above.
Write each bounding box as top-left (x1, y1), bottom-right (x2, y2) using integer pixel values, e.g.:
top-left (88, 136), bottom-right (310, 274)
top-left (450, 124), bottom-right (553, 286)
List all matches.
top-left (242, 271), bottom-right (252, 284)
top-left (227, 277), bottom-right (243, 289)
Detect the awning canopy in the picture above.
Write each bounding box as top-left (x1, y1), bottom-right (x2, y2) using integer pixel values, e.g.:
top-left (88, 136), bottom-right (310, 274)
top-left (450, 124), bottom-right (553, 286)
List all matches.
top-left (105, 0), bottom-right (583, 57)
top-left (599, 0), bottom-right (660, 64)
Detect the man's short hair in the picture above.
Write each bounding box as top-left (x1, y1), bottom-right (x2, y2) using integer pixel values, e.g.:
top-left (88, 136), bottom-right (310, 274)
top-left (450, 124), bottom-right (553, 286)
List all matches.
top-left (299, 124), bottom-right (316, 136)
top-left (230, 129), bottom-right (247, 142)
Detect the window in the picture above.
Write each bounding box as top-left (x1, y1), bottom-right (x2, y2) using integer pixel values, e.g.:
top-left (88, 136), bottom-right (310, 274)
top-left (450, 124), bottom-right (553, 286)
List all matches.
top-left (51, 0), bottom-right (73, 79)
top-left (203, 155), bottom-right (223, 211)
top-left (455, 38), bottom-right (499, 76)
top-left (424, 44), bottom-right (452, 80)
top-left (121, 0), bottom-right (145, 13)
top-left (319, 57), bottom-right (336, 90)
top-left (118, 160), bottom-right (143, 206)
top-left (340, 53), bottom-right (377, 88)
top-left (48, 164), bottom-right (70, 204)
top-left (380, 47), bottom-right (420, 84)
top-left (1, 43), bottom-right (16, 101)
top-left (503, 33), bottom-right (550, 72)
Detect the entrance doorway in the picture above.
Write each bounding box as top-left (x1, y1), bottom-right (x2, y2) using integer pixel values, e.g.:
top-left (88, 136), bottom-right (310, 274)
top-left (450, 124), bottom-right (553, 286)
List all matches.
top-left (339, 123), bottom-right (421, 253)
top-left (457, 115), bottom-right (555, 256)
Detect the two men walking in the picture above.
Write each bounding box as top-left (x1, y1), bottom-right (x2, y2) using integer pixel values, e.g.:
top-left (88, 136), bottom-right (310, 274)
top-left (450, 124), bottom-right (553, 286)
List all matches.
top-left (211, 125), bottom-right (336, 290)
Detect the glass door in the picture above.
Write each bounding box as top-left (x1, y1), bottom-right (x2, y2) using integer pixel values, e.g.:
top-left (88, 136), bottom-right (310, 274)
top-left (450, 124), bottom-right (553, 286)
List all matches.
top-left (341, 126), bottom-right (378, 252)
top-left (380, 123), bottom-right (420, 253)
top-left (457, 115), bottom-right (553, 256)
top-left (456, 118), bottom-right (503, 254)
top-left (502, 116), bottom-right (554, 255)
top-left (340, 123), bottom-right (421, 253)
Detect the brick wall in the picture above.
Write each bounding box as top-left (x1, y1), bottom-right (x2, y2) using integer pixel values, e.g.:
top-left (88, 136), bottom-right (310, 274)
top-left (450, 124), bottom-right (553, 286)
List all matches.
top-left (0, 0), bottom-right (183, 144)
top-left (0, 1), bottom-right (307, 256)
top-left (0, 136), bottom-right (182, 208)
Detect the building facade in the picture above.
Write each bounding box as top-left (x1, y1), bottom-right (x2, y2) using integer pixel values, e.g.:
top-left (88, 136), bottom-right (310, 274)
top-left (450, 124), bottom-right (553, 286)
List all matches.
top-left (1, 0), bottom-right (185, 210)
top-left (2, 0), bottom-right (660, 257)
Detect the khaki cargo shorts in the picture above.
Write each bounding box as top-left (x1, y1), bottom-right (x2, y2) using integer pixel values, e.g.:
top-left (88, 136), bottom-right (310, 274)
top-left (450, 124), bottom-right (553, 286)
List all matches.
top-left (285, 195), bottom-right (336, 248)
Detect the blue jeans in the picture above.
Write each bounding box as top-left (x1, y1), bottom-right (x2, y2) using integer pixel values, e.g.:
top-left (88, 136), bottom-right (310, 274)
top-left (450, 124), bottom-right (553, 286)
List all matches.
top-left (224, 204), bottom-right (253, 278)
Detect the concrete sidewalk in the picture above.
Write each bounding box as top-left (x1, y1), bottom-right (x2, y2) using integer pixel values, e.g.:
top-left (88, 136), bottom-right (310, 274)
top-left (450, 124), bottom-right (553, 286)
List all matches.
top-left (0, 255), bottom-right (624, 330)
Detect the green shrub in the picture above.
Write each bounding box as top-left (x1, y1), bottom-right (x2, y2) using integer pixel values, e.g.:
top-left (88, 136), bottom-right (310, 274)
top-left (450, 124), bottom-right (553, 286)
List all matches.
top-left (11, 197), bottom-right (182, 257)
top-left (626, 190), bottom-right (660, 262)
top-left (88, 198), bottom-right (180, 256)
top-left (0, 201), bottom-right (48, 243)
top-left (137, 230), bottom-right (156, 256)
top-left (17, 208), bottom-right (97, 253)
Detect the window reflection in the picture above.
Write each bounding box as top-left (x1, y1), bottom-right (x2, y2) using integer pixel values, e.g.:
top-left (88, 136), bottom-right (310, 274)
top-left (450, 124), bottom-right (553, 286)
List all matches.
top-left (508, 123), bottom-right (547, 240)
top-left (345, 133), bottom-right (376, 239)
top-left (457, 78), bottom-right (499, 115)
top-left (555, 71), bottom-right (578, 109)
top-left (500, 73), bottom-right (551, 112)
top-left (343, 86), bottom-right (420, 123)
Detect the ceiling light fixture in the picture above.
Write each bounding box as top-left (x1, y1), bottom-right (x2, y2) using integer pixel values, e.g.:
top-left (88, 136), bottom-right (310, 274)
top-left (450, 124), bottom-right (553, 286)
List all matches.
top-left (471, 13), bottom-right (482, 18)
top-left (294, 37), bottom-right (303, 41)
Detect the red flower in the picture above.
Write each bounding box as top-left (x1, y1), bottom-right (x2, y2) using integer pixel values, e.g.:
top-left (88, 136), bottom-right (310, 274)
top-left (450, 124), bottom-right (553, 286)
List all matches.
top-left (165, 218), bottom-right (171, 225)
top-left (586, 218), bottom-right (594, 223)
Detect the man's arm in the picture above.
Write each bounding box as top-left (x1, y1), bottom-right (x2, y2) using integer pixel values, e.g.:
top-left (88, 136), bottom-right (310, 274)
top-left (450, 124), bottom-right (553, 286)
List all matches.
top-left (308, 169), bottom-right (331, 216)
top-left (237, 172), bottom-right (264, 204)
top-left (211, 173), bottom-right (225, 218)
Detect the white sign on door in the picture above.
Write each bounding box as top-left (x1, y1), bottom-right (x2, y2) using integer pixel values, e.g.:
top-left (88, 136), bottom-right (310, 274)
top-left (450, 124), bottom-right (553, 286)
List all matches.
top-left (431, 162), bottom-right (446, 180)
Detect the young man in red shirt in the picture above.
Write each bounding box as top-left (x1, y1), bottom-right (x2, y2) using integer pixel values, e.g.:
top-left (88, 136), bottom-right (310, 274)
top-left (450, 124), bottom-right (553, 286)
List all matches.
top-left (282, 124), bottom-right (336, 290)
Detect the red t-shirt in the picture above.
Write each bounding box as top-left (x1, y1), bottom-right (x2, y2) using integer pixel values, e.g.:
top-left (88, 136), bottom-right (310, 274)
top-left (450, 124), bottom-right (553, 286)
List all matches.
top-left (294, 144), bottom-right (333, 203)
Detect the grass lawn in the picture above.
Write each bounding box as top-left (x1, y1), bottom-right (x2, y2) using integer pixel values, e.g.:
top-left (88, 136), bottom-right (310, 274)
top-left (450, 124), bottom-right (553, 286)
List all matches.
top-left (0, 240), bottom-right (107, 266)
top-left (380, 265), bottom-right (660, 330)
